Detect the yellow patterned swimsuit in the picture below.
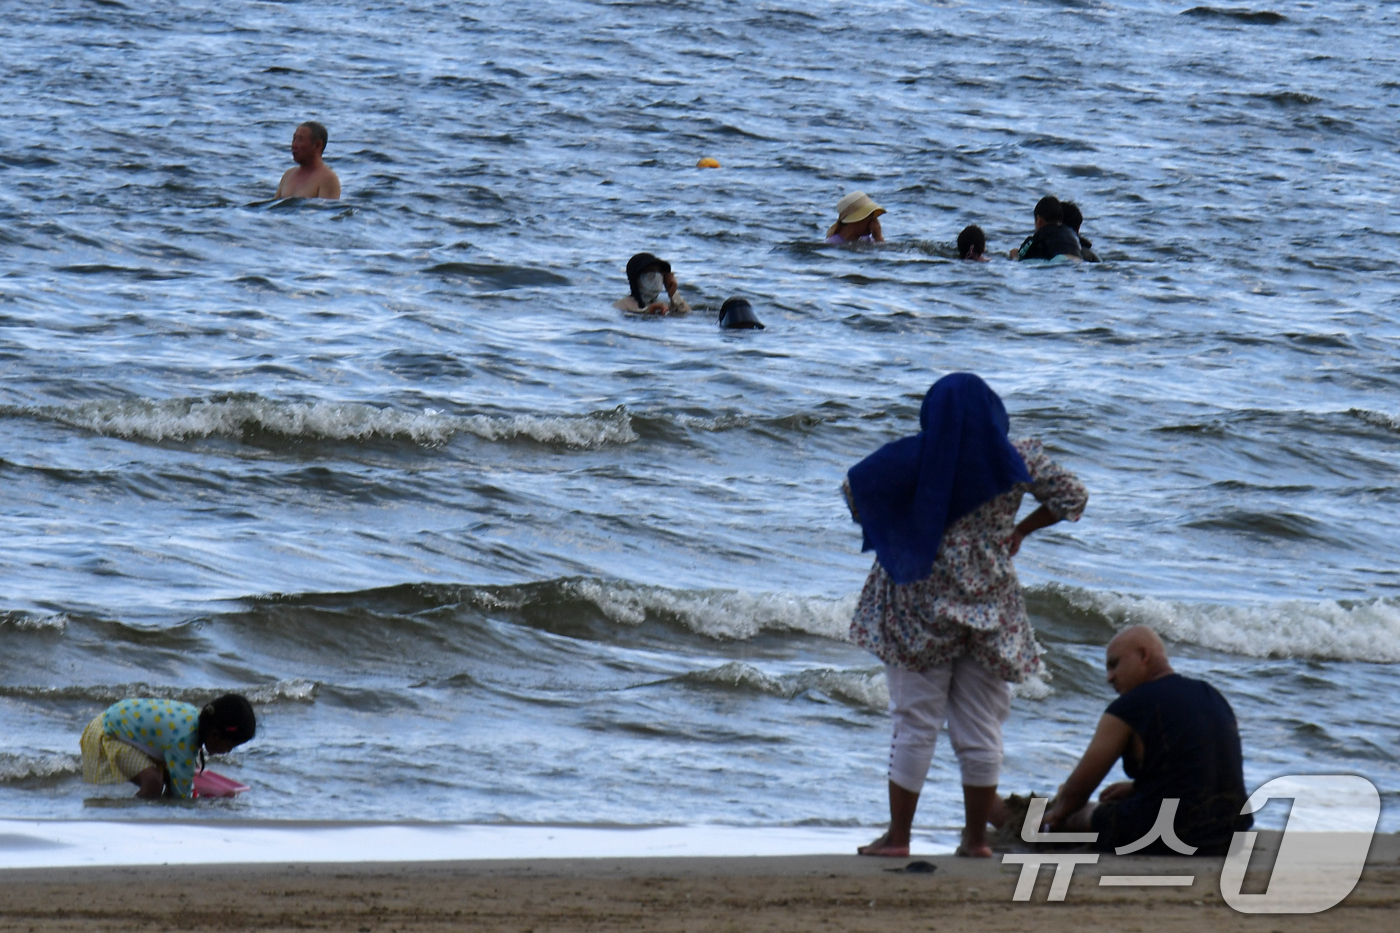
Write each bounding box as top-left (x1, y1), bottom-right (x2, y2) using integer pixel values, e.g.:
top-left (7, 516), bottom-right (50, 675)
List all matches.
top-left (80, 698), bottom-right (201, 798)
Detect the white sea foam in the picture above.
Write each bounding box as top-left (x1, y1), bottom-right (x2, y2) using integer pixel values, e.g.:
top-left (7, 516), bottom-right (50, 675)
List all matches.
top-left (561, 580), bottom-right (856, 641)
top-left (1048, 583), bottom-right (1400, 663)
top-left (681, 661), bottom-right (1048, 708)
top-left (37, 398), bottom-right (637, 449)
top-left (0, 752), bottom-right (80, 783)
top-left (681, 661), bottom-right (888, 709)
top-left (1010, 673), bottom-right (1053, 700)
top-left (0, 679), bottom-right (318, 705)
top-left (0, 611), bottom-right (69, 632)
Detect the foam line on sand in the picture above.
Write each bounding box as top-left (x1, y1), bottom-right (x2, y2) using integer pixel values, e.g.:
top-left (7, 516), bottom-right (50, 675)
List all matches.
top-left (0, 819), bottom-right (921, 869)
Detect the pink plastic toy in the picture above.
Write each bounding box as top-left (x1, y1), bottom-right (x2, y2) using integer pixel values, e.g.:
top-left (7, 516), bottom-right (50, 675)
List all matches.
top-left (192, 770), bottom-right (250, 798)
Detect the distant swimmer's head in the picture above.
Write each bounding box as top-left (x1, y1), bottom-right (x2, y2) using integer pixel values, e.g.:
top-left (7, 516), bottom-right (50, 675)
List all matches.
top-left (626, 252), bottom-right (674, 307)
top-left (718, 297), bottom-right (764, 330)
top-left (827, 191), bottom-right (886, 243)
top-left (1033, 195), bottom-right (1062, 229)
top-left (291, 121), bottom-right (329, 166)
top-left (1104, 625), bottom-right (1174, 695)
top-left (957, 224), bottom-right (987, 261)
top-left (198, 693), bottom-right (257, 756)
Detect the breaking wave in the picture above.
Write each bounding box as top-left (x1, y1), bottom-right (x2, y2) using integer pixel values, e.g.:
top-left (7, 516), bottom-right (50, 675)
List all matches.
top-left (0, 752), bottom-right (80, 784)
top-left (1350, 407), bottom-right (1400, 434)
top-left (253, 577), bottom-right (1400, 663)
top-left (0, 610), bottom-right (69, 632)
top-left (443, 577), bottom-right (855, 641)
top-left (667, 661), bottom-right (1049, 707)
top-left (15, 397), bottom-right (638, 449)
top-left (669, 661), bottom-right (887, 709)
top-left (0, 679), bottom-right (319, 706)
top-left (1031, 583), bottom-right (1400, 663)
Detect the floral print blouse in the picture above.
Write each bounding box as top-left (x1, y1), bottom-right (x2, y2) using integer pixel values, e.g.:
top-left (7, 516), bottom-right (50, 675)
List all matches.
top-left (847, 438), bottom-right (1087, 682)
top-left (101, 697), bottom-right (202, 798)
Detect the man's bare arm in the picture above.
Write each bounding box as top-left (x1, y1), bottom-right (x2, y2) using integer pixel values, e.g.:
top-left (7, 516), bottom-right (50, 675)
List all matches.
top-left (321, 169), bottom-right (340, 199)
top-left (1044, 713), bottom-right (1134, 827)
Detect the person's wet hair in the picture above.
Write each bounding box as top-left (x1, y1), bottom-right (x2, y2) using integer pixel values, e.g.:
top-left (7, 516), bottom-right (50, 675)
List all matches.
top-left (299, 120), bottom-right (329, 152)
top-left (625, 252), bottom-right (671, 305)
top-left (198, 694), bottom-right (256, 751)
top-left (957, 224), bottom-right (986, 260)
top-left (1061, 201), bottom-right (1083, 233)
top-left (1033, 195), bottom-right (1062, 225)
top-left (718, 297), bottom-right (764, 330)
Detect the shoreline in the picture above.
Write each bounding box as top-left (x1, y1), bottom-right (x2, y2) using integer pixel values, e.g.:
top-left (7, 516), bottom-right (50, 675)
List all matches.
top-left (0, 819), bottom-right (900, 869)
top-left (1, 833), bottom-right (1396, 932)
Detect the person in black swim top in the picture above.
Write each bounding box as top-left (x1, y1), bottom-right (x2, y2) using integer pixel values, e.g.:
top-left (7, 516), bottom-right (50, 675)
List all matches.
top-left (1008, 195), bottom-right (1082, 262)
top-left (1061, 201), bottom-right (1100, 263)
top-left (1042, 626), bottom-right (1252, 855)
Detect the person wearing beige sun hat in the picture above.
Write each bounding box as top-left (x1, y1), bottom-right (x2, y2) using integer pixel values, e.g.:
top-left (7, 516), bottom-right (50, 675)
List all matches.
top-left (826, 191), bottom-right (887, 245)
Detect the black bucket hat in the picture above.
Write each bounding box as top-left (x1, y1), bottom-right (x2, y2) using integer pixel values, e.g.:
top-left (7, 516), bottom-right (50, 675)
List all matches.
top-left (718, 297), bottom-right (764, 330)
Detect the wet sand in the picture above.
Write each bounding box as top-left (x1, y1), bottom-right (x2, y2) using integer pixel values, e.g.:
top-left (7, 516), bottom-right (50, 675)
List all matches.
top-left (2, 833), bottom-right (1396, 932)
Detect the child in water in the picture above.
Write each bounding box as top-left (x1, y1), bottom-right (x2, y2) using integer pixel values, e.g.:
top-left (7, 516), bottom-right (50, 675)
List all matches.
top-left (80, 694), bottom-right (256, 799)
top-left (957, 224), bottom-right (989, 262)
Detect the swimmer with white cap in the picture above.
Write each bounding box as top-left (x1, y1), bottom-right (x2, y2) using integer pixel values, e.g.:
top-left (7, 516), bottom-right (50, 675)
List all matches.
top-left (826, 192), bottom-right (886, 245)
top-left (615, 253), bottom-right (691, 315)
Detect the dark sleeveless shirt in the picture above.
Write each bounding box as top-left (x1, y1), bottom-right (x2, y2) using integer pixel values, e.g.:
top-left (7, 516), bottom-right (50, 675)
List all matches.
top-left (1091, 673), bottom-right (1252, 854)
top-left (1017, 223), bottom-right (1083, 261)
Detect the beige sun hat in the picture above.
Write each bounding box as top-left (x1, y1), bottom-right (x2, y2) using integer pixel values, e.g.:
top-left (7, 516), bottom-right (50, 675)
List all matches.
top-left (827, 191), bottom-right (886, 236)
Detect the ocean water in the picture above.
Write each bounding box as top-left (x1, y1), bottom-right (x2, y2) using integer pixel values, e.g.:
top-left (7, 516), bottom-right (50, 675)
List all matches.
top-left (1, 0), bottom-right (1398, 845)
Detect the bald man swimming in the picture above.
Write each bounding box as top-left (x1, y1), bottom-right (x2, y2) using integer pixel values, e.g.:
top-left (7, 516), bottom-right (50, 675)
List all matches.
top-left (1043, 626), bottom-right (1252, 854)
top-left (275, 121), bottom-right (340, 200)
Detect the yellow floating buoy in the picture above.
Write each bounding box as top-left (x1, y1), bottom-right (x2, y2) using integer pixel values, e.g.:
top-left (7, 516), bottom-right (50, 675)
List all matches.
top-left (696, 157), bottom-right (720, 169)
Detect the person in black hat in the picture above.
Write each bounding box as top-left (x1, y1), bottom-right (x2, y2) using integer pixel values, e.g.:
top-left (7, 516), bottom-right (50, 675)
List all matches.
top-left (615, 252), bottom-right (691, 315)
top-left (718, 297), bottom-right (764, 330)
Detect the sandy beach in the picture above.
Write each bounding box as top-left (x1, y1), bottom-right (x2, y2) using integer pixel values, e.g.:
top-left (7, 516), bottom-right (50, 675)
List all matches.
top-left (1, 832), bottom-right (1395, 932)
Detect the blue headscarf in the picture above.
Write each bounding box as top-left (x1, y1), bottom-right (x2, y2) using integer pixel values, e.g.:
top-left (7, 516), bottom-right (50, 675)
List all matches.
top-left (846, 373), bottom-right (1031, 585)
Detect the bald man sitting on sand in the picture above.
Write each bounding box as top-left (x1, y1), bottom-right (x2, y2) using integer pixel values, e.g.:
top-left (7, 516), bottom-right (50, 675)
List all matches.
top-left (1042, 626), bottom-right (1252, 855)
top-left (275, 121), bottom-right (340, 200)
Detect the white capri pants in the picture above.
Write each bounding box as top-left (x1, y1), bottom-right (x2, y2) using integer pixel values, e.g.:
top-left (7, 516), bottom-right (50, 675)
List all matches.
top-left (885, 656), bottom-right (1012, 793)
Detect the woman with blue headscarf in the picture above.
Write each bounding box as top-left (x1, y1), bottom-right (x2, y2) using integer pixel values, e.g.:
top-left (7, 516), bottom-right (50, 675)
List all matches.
top-left (844, 373), bottom-right (1087, 858)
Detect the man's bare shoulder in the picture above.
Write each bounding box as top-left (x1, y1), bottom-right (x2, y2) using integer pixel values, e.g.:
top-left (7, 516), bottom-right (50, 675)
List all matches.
top-left (315, 163), bottom-right (341, 199)
top-left (276, 163), bottom-right (340, 200)
top-left (275, 166), bottom-right (298, 199)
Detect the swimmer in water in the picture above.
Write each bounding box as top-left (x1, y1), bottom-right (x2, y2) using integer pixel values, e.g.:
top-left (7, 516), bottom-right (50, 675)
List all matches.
top-left (826, 192), bottom-right (886, 245)
top-left (957, 224), bottom-right (989, 262)
top-left (1061, 201), bottom-right (1100, 263)
top-left (718, 297), bottom-right (764, 330)
top-left (275, 121), bottom-right (341, 200)
top-left (1008, 196), bottom-right (1081, 262)
top-left (615, 253), bottom-right (691, 315)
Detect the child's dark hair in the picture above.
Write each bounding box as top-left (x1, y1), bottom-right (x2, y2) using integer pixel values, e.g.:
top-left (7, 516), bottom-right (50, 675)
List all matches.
top-left (1033, 195), bottom-right (1063, 225)
top-left (1060, 201), bottom-right (1083, 233)
top-left (198, 694), bottom-right (256, 749)
top-left (957, 224), bottom-right (986, 259)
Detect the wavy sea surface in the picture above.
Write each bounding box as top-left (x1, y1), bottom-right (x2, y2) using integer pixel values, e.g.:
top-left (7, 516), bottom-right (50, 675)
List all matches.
top-left (2, 0), bottom-right (1397, 841)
